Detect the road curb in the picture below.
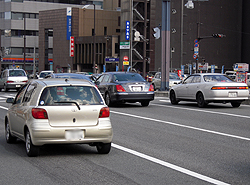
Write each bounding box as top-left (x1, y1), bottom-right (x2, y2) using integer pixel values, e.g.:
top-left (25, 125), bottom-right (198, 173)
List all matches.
top-left (154, 91), bottom-right (250, 105)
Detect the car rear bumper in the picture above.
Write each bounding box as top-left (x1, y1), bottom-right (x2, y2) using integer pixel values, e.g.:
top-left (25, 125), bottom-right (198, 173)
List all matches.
top-left (29, 119), bottom-right (113, 146)
top-left (111, 92), bottom-right (154, 102)
top-left (6, 83), bottom-right (25, 89)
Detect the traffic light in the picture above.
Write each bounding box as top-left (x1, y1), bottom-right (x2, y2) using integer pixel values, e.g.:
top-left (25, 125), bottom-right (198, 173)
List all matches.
top-left (95, 64), bottom-right (98, 69)
top-left (212, 33), bottom-right (225, 38)
top-left (153, 27), bottom-right (160, 39)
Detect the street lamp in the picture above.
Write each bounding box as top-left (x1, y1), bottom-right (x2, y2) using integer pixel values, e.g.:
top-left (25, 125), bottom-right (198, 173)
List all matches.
top-left (82, 4), bottom-right (96, 73)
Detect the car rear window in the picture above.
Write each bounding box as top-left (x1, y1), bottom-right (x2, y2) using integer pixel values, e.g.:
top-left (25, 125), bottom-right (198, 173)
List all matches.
top-left (113, 73), bottom-right (145, 82)
top-left (9, 70), bottom-right (26, 77)
top-left (39, 86), bottom-right (104, 106)
top-left (203, 75), bottom-right (233, 82)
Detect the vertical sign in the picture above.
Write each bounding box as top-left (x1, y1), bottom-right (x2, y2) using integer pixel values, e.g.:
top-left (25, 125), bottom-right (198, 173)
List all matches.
top-left (221, 65), bottom-right (224, 74)
top-left (211, 65), bottom-right (215, 73)
top-left (70, 36), bottom-right (74, 57)
top-left (189, 64), bottom-right (192, 75)
top-left (181, 65), bottom-right (185, 77)
top-left (125, 21), bottom-right (130, 40)
top-left (67, 7), bottom-right (72, 40)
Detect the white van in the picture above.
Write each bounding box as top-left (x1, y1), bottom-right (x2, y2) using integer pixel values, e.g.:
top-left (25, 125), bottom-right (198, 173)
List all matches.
top-left (0, 69), bottom-right (28, 91)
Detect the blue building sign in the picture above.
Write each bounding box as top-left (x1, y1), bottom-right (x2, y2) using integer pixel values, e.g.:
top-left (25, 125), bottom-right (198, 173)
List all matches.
top-left (125, 21), bottom-right (130, 40)
top-left (67, 7), bottom-right (72, 40)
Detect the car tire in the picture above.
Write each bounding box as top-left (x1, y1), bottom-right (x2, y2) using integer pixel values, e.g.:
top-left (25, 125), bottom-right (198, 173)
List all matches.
top-left (141, 100), bottom-right (150, 107)
top-left (105, 92), bottom-right (112, 106)
top-left (4, 84), bottom-right (9, 92)
top-left (170, 90), bottom-right (179, 105)
top-left (5, 120), bottom-right (17, 144)
top-left (96, 143), bottom-right (111, 154)
top-left (25, 129), bottom-right (39, 157)
top-left (196, 92), bottom-right (207, 108)
top-left (231, 101), bottom-right (241, 108)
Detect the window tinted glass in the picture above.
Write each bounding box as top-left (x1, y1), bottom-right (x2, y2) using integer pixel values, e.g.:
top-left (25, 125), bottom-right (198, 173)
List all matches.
top-left (203, 75), bottom-right (232, 82)
top-left (23, 83), bottom-right (37, 102)
top-left (184, 76), bottom-right (194, 84)
top-left (9, 70), bottom-right (26, 76)
top-left (113, 73), bottom-right (145, 82)
top-left (39, 86), bottom-right (103, 106)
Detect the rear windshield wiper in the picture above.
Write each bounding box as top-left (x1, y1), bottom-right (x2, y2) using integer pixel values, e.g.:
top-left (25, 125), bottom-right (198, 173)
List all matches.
top-left (54, 101), bottom-right (81, 110)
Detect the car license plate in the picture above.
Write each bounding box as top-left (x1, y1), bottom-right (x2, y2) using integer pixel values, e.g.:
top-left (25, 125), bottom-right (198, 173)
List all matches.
top-left (16, 85), bottom-right (21, 87)
top-left (132, 86), bottom-right (142, 92)
top-left (65, 130), bottom-right (84, 141)
top-left (228, 92), bottom-right (237, 97)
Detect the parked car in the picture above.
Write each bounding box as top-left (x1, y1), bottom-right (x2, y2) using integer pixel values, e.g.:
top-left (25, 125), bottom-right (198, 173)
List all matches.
top-left (38, 70), bottom-right (54, 79)
top-left (0, 69), bottom-right (28, 91)
top-left (169, 73), bottom-right (249, 108)
top-left (95, 72), bottom-right (154, 106)
top-left (151, 72), bottom-right (182, 90)
top-left (5, 78), bottom-right (113, 157)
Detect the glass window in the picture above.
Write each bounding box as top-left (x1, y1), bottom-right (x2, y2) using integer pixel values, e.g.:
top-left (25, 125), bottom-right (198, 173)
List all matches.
top-left (9, 70), bottom-right (26, 77)
top-left (10, 48), bottom-right (23, 55)
top-left (23, 83), bottom-right (37, 102)
top-left (184, 76), bottom-right (194, 84)
top-left (14, 85), bottom-right (27, 104)
top-left (39, 86), bottom-right (104, 106)
top-left (192, 76), bottom-right (201, 83)
top-left (103, 75), bottom-right (110, 82)
top-left (113, 73), bottom-right (145, 82)
top-left (12, 12), bottom-right (23, 20)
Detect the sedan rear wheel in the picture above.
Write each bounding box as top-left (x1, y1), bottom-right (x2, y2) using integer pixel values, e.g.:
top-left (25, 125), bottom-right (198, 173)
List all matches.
top-left (5, 120), bottom-right (17, 143)
top-left (231, 101), bottom-right (241, 108)
top-left (96, 143), bottom-right (111, 154)
top-left (196, 92), bottom-right (207, 108)
top-left (170, 90), bottom-right (179, 105)
top-left (105, 92), bottom-right (112, 106)
top-left (141, 100), bottom-right (150, 107)
top-left (25, 129), bottom-right (39, 157)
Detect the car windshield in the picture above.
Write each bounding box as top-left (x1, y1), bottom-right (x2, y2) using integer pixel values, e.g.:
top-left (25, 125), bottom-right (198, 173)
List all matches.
top-left (9, 70), bottom-right (26, 77)
top-left (39, 86), bottom-right (104, 106)
top-left (203, 75), bottom-right (233, 82)
top-left (40, 72), bottom-right (52, 78)
top-left (113, 73), bottom-right (145, 82)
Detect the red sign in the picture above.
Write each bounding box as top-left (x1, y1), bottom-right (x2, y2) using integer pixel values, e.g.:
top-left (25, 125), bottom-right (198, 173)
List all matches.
top-left (70, 36), bottom-right (74, 57)
top-left (123, 56), bottom-right (129, 61)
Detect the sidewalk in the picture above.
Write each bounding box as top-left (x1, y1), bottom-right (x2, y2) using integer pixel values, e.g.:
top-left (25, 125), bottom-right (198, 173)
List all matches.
top-left (154, 90), bottom-right (250, 105)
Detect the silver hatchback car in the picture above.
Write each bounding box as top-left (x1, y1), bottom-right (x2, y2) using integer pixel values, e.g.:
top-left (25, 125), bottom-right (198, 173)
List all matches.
top-left (5, 78), bottom-right (113, 157)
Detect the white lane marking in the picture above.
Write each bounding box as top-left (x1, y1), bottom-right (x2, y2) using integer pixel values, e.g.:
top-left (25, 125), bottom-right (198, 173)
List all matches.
top-left (111, 110), bottom-right (250, 141)
top-left (112, 143), bottom-right (230, 185)
top-left (0, 106), bottom-right (8, 110)
top-left (152, 102), bottom-right (250, 119)
top-left (0, 104), bottom-right (230, 184)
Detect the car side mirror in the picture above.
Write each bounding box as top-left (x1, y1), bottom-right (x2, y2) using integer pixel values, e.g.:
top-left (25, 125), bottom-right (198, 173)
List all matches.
top-left (6, 98), bottom-right (14, 104)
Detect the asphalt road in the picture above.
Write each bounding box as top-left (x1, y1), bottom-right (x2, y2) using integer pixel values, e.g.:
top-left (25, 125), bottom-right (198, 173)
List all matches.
top-left (0, 91), bottom-right (250, 185)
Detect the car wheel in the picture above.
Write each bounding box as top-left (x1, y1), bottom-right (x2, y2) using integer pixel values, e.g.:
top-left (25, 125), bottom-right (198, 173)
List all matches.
top-left (5, 120), bottom-right (17, 143)
top-left (170, 90), bottom-right (179, 105)
top-left (96, 143), bottom-right (111, 154)
top-left (196, 92), bottom-right (207, 108)
top-left (4, 84), bottom-right (9, 92)
top-left (141, 100), bottom-right (150, 107)
top-left (25, 129), bottom-right (39, 157)
top-left (105, 92), bottom-right (112, 106)
top-left (231, 101), bottom-right (241, 108)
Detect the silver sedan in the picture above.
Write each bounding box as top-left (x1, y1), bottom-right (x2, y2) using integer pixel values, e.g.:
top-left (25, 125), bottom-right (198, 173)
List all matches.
top-left (5, 78), bottom-right (113, 156)
top-left (169, 73), bottom-right (249, 108)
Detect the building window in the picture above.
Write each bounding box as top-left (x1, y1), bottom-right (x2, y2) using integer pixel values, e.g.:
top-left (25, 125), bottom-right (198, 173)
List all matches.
top-left (12, 12), bottom-right (23, 20)
top-left (5, 12), bottom-right (11, 19)
top-left (104, 27), bottom-right (107, 35)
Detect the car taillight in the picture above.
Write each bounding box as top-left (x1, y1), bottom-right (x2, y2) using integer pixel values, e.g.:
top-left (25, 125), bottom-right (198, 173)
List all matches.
top-left (22, 80), bottom-right (28, 83)
top-left (32, 108), bottom-right (48, 119)
top-left (149, 84), bottom-right (154, 91)
top-left (116, 85), bottom-right (126, 92)
top-left (6, 81), bottom-right (14, 83)
top-left (99, 107), bottom-right (110, 118)
top-left (211, 86), bottom-right (248, 90)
